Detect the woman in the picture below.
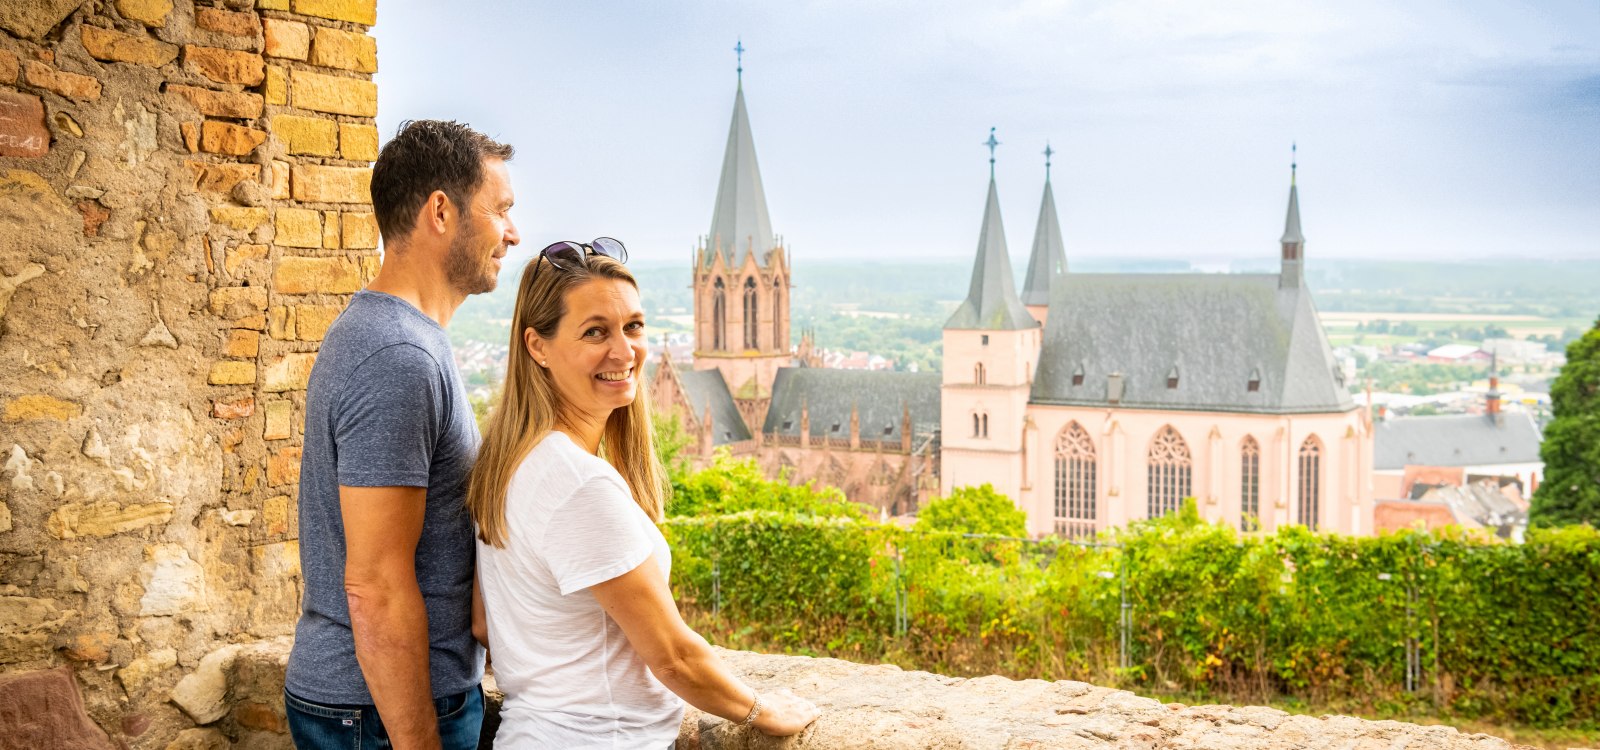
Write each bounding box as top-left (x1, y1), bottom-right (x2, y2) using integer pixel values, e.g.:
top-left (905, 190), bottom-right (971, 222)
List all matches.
top-left (467, 238), bottom-right (819, 748)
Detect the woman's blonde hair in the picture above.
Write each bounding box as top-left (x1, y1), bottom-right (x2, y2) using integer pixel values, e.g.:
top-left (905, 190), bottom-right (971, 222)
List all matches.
top-left (467, 253), bottom-right (667, 548)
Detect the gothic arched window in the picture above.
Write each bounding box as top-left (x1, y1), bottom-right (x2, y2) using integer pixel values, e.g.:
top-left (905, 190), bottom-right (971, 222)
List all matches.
top-left (1147, 425), bottom-right (1192, 518)
top-left (712, 278), bottom-right (726, 351)
top-left (974, 362), bottom-right (986, 385)
top-left (743, 277), bottom-right (759, 349)
top-left (981, 413), bottom-right (988, 438)
top-left (1240, 436), bottom-right (1260, 531)
top-left (1054, 422), bottom-right (1097, 538)
top-left (1298, 436), bottom-right (1322, 530)
top-left (772, 279), bottom-right (783, 351)
top-left (972, 413), bottom-right (980, 437)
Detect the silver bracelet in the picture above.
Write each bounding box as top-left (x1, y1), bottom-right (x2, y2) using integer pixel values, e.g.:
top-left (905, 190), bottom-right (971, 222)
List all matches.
top-left (741, 691), bottom-right (763, 726)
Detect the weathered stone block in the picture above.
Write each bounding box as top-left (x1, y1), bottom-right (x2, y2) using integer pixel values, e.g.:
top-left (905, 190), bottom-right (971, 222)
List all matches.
top-left (3, 393), bottom-right (80, 421)
top-left (200, 120), bottom-right (267, 155)
top-left (212, 395), bottom-right (255, 419)
top-left (263, 495), bottom-right (291, 535)
top-left (322, 210), bottom-right (340, 248)
top-left (267, 304), bottom-right (295, 340)
top-left (274, 207), bottom-right (321, 248)
top-left (341, 211), bottom-right (378, 249)
top-left (118, 647), bottom-right (177, 694)
top-left (179, 120), bottom-right (199, 152)
top-left (266, 445), bottom-right (302, 485)
top-left (293, 0), bottom-right (376, 25)
top-left (291, 164), bottom-right (371, 203)
top-left (45, 500), bottom-right (175, 539)
top-left (262, 18), bottom-right (310, 60)
top-left (209, 285), bottom-right (269, 317)
top-left (264, 64), bottom-right (288, 105)
top-left (258, 0), bottom-right (290, 10)
top-left (210, 205), bottom-right (270, 231)
top-left (338, 122), bottom-right (379, 161)
top-left (309, 26), bottom-right (376, 73)
top-left (224, 329), bottom-right (261, 358)
top-left (164, 727), bottom-right (229, 750)
top-left (116, 0), bottom-right (173, 27)
top-left (0, 90), bottom-right (49, 158)
top-left (22, 61), bottom-right (101, 100)
top-left (140, 543), bottom-right (208, 616)
top-left (184, 45), bottom-right (265, 86)
top-left (0, 50), bottom-right (18, 83)
top-left (170, 644), bottom-right (242, 724)
top-left (80, 25), bottom-right (179, 67)
top-left (262, 352), bottom-right (316, 392)
top-left (196, 7), bottom-right (261, 37)
top-left (294, 303), bottom-right (341, 340)
top-left (225, 242), bottom-right (269, 277)
top-left (289, 68), bottom-right (376, 116)
top-left (263, 399), bottom-right (292, 440)
top-left (274, 255), bottom-right (361, 294)
top-left (187, 160), bottom-right (260, 194)
top-left (207, 360), bottom-right (256, 385)
top-left (167, 84), bottom-right (264, 118)
top-left (0, 668), bottom-right (116, 750)
top-left (271, 113), bottom-right (337, 156)
top-left (267, 159), bottom-right (291, 199)
top-left (0, 0), bottom-right (85, 39)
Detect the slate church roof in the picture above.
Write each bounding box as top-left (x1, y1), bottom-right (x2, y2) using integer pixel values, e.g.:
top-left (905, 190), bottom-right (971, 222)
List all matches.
top-left (944, 178), bottom-right (1037, 331)
top-left (676, 367), bottom-right (752, 445)
top-left (703, 83), bottom-right (776, 269)
top-left (762, 368), bottom-right (942, 444)
top-left (1021, 176), bottom-right (1065, 306)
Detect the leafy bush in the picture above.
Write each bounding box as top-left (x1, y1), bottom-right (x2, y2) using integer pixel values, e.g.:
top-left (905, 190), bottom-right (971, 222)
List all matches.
top-left (914, 484), bottom-right (1027, 537)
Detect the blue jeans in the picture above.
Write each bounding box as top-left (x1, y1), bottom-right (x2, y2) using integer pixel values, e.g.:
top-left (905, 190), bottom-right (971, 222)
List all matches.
top-left (284, 686), bottom-right (482, 750)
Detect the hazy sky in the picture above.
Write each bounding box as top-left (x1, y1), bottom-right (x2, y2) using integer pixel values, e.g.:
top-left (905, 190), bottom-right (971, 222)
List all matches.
top-left (372, 1), bottom-right (1600, 265)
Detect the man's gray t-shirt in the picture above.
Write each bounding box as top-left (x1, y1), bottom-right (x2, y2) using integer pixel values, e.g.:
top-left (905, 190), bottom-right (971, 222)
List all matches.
top-left (286, 290), bottom-right (484, 704)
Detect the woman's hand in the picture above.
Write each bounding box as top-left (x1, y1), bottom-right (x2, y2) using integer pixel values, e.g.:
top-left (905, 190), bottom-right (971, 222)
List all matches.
top-left (751, 688), bottom-right (820, 736)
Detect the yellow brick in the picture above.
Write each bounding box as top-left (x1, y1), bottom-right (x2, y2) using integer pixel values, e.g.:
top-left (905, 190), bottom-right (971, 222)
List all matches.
top-left (208, 360), bottom-right (256, 385)
top-left (3, 394), bottom-right (81, 422)
top-left (223, 329), bottom-right (261, 358)
top-left (262, 353), bottom-right (316, 393)
top-left (80, 25), bottom-right (179, 67)
top-left (274, 256), bottom-right (362, 295)
top-left (272, 114), bottom-right (337, 156)
top-left (263, 18), bottom-right (309, 60)
top-left (263, 495), bottom-right (291, 535)
top-left (267, 305), bottom-right (295, 340)
top-left (274, 207), bottom-right (322, 249)
top-left (293, 0), bottom-right (375, 25)
top-left (359, 254), bottom-right (380, 282)
top-left (291, 165), bottom-right (371, 203)
top-left (341, 211), bottom-right (378, 249)
top-left (264, 65), bottom-right (288, 106)
top-left (322, 210), bottom-right (340, 248)
top-left (289, 69), bottom-right (376, 117)
top-left (116, 0), bottom-right (173, 27)
top-left (294, 304), bottom-right (341, 340)
top-left (200, 120), bottom-right (267, 156)
top-left (211, 206), bottom-right (269, 231)
top-left (224, 243), bottom-right (269, 277)
top-left (338, 123), bottom-right (379, 162)
top-left (309, 27), bottom-right (376, 73)
top-left (208, 286), bottom-right (269, 317)
top-left (266, 445), bottom-right (302, 485)
top-left (183, 45), bottom-right (265, 86)
top-left (263, 399), bottom-right (293, 440)
top-left (258, 0), bottom-right (289, 10)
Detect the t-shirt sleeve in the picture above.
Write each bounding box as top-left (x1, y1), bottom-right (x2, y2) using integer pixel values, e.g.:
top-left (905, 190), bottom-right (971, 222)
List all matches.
top-left (332, 343), bottom-right (444, 488)
top-left (541, 476), bottom-right (654, 595)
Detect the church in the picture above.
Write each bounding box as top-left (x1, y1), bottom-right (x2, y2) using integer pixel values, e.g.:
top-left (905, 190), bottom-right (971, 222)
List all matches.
top-left (650, 67), bottom-right (1375, 536)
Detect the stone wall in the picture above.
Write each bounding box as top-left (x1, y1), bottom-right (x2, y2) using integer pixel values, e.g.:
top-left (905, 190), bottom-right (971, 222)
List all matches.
top-left (0, 0), bottom-right (377, 746)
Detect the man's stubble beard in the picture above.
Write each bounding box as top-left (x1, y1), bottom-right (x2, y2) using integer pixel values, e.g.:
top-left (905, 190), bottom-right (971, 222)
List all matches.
top-left (445, 223), bottom-right (500, 296)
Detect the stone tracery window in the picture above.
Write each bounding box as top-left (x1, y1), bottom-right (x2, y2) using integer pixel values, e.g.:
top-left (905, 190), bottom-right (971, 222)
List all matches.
top-left (1053, 421), bottom-right (1097, 538)
top-left (1240, 435), bottom-right (1260, 531)
top-left (743, 276), bottom-right (758, 349)
top-left (1298, 435), bottom-right (1322, 530)
top-left (1146, 425), bottom-right (1192, 518)
top-left (772, 279), bottom-right (783, 351)
top-left (712, 277), bottom-right (726, 350)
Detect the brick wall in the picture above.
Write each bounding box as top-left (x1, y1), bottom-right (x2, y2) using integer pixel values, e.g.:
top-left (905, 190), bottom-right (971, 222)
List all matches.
top-left (0, 0), bottom-right (377, 746)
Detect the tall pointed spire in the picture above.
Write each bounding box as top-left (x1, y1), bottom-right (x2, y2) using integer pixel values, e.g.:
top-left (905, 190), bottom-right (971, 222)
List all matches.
top-left (1279, 143), bottom-right (1304, 289)
top-left (1022, 142), bottom-right (1066, 307)
top-left (705, 42), bottom-right (775, 269)
top-left (946, 131), bottom-right (1035, 331)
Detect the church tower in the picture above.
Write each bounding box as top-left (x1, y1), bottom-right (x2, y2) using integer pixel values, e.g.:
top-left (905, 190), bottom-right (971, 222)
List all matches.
top-left (939, 129), bottom-right (1042, 504)
top-left (1279, 144), bottom-right (1304, 289)
top-left (692, 43), bottom-right (792, 433)
top-left (1021, 143), bottom-right (1066, 327)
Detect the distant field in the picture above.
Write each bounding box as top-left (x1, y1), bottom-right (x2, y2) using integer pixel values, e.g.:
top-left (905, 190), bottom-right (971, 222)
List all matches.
top-left (1320, 312), bottom-right (1547, 323)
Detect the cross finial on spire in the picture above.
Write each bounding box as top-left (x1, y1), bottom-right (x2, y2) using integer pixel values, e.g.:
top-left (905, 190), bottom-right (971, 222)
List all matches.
top-left (1043, 142), bottom-right (1054, 181)
top-left (735, 39), bottom-right (744, 86)
top-left (985, 127), bottom-right (1000, 178)
top-left (1291, 141), bottom-right (1297, 186)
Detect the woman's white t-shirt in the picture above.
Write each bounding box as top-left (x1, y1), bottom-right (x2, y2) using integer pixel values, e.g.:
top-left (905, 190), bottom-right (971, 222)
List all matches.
top-left (476, 431), bottom-right (682, 748)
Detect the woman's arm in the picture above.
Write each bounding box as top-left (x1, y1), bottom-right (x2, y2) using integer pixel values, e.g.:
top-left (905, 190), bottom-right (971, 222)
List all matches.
top-left (589, 554), bottom-right (818, 735)
top-left (471, 569), bottom-right (488, 649)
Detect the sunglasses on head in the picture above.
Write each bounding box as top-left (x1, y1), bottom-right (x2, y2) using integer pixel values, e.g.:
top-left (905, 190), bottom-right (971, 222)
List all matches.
top-left (531, 237), bottom-right (628, 284)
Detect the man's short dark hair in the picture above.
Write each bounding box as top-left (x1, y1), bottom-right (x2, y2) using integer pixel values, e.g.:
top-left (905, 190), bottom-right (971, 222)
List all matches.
top-left (371, 120), bottom-right (515, 244)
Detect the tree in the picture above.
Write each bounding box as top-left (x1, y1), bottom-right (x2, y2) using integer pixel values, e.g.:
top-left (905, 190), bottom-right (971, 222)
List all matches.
top-left (1530, 317), bottom-right (1600, 527)
top-left (914, 484), bottom-right (1027, 537)
top-left (666, 450), bottom-right (867, 520)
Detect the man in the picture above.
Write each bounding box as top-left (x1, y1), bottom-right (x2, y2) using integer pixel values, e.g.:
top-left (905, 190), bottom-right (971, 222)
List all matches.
top-left (285, 120), bottom-right (519, 750)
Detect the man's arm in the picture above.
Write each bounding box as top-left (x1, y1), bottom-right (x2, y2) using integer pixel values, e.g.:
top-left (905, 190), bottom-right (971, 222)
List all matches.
top-left (341, 485), bottom-right (440, 750)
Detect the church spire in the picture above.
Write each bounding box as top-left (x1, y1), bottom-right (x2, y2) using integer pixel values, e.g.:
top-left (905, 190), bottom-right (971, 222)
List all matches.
top-left (1279, 143), bottom-right (1304, 289)
top-left (945, 131), bottom-right (1036, 331)
top-left (705, 42), bottom-right (775, 269)
top-left (1022, 142), bottom-right (1066, 307)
